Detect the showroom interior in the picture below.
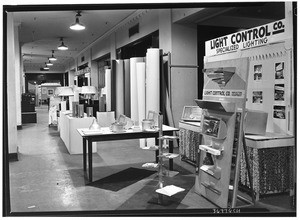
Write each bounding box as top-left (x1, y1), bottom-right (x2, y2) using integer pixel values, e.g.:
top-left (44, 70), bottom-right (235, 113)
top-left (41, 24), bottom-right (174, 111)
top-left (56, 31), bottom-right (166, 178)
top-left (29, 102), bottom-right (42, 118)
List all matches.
top-left (2, 1), bottom-right (296, 217)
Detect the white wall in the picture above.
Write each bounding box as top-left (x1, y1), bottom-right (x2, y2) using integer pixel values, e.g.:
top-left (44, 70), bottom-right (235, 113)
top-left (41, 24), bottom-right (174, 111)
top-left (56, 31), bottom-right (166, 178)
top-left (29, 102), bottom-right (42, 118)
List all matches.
top-left (171, 22), bottom-right (198, 127)
top-left (7, 12), bottom-right (18, 154)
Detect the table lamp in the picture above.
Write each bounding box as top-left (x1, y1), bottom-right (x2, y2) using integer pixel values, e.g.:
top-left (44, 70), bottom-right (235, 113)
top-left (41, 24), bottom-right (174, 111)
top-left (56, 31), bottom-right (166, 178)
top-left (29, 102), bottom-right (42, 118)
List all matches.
top-left (81, 86), bottom-right (97, 105)
top-left (57, 87), bottom-right (74, 111)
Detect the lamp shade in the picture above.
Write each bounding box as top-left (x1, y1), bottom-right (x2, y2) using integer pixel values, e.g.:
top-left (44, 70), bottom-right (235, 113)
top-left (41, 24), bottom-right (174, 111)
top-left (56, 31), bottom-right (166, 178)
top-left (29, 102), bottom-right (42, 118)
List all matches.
top-left (58, 87), bottom-right (74, 96)
top-left (80, 86), bottom-right (97, 94)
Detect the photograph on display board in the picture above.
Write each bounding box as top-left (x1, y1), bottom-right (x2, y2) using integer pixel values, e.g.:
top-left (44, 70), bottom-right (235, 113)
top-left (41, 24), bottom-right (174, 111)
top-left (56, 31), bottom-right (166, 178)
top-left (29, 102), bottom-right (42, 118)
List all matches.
top-left (48, 89), bottom-right (54, 95)
top-left (254, 64), bottom-right (262, 80)
top-left (273, 105), bottom-right (286, 119)
top-left (42, 87), bottom-right (47, 94)
top-left (252, 91), bottom-right (263, 103)
top-left (274, 84), bottom-right (285, 101)
top-left (275, 62), bottom-right (284, 79)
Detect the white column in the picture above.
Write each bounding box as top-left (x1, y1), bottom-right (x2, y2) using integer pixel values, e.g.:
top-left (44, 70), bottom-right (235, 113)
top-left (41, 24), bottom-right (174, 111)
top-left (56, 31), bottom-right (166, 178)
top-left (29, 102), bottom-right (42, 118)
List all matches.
top-left (14, 22), bottom-right (22, 126)
top-left (7, 12), bottom-right (18, 154)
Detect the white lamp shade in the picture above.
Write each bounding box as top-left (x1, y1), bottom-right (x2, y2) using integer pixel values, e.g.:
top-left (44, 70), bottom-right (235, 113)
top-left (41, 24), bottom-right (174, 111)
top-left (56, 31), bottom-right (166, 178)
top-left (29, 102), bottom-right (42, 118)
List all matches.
top-left (58, 87), bottom-right (74, 96)
top-left (81, 86), bottom-right (97, 94)
top-left (54, 87), bottom-right (62, 96)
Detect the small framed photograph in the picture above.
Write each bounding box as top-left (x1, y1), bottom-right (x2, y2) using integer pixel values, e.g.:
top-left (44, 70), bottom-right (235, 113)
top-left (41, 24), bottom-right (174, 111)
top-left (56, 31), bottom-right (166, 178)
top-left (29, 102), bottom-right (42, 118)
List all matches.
top-left (274, 84), bottom-right (284, 101)
top-left (252, 91), bottom-right (263, 104)
top-left (254, 64), bottom-right (262, 81)
top-left (275, 62), bottom-right (284, 79)
top-left (273, 105), bottom-right (286, 119)
top-left (48, 89), bottom-right (54, 95)
top-left (181, 106), bottom-right (202, 122)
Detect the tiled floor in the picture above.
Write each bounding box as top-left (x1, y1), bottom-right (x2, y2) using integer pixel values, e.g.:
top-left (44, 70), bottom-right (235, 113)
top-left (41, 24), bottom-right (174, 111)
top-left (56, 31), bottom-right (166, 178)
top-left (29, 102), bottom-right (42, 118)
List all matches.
top-left (8, 105), bottom-right (296, 216)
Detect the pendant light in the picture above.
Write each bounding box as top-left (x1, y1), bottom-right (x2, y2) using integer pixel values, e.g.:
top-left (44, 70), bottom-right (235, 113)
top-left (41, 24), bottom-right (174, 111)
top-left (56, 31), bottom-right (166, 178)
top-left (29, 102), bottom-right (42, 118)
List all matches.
top-left (70, 11), bottom-right (85, 31)
top-left (49, 50), bottom-right (57, 61)
top-left (46, 60), bottom-right (53, 66)
top-left (58, 37), bottom-right (68, 50)
top-left (44, 63), bottom-right (49, 70)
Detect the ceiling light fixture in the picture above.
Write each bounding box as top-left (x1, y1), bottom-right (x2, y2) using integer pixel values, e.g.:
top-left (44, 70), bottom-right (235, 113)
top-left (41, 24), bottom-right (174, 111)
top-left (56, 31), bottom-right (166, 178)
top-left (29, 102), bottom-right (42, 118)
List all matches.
top-left (46, 60), bottom-right (53, 66)
top-left (70, 11), bottom-right (86, 31)
top-left (49, 50), bottom-right (57, 61)
top-left (44, 63), bottom-right (50, 70)
top-left (58, 37), bottom-right (68, 50)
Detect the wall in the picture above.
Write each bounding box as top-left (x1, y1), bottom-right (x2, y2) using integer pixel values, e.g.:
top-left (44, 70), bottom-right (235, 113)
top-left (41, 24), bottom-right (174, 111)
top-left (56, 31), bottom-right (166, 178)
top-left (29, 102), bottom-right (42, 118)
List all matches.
top-left (171, 22), bottom-right (198, 127)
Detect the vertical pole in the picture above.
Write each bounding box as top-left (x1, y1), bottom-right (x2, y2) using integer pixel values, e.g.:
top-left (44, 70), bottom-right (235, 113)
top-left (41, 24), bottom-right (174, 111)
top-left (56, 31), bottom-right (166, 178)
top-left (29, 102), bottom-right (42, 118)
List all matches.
top-left (158, 113), bottom-right (164, 204)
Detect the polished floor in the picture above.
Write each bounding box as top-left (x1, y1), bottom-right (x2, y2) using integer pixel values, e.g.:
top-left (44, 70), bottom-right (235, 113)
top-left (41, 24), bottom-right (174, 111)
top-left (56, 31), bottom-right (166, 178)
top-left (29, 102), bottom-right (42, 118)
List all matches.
top-left (9, 105), bottom-right (295, 216)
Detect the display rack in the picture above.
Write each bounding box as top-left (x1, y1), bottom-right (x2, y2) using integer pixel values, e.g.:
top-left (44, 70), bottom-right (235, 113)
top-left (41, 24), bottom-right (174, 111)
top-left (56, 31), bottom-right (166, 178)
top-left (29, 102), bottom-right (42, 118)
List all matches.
top-left (195, 100), bottom-right (237, 208)
top-left (143, 114), bottom-right (183, 205)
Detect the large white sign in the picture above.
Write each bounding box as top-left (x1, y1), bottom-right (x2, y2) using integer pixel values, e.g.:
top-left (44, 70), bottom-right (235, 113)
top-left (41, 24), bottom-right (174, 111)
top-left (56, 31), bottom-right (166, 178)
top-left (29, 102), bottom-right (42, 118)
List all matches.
top-left (205, 19), bottom-right (287, 56)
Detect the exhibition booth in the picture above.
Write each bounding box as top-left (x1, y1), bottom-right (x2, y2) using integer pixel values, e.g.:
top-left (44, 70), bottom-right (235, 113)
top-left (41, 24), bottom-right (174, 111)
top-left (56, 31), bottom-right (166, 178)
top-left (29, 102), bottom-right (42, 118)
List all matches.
top-left (4, 3), bottom-right (295, 217)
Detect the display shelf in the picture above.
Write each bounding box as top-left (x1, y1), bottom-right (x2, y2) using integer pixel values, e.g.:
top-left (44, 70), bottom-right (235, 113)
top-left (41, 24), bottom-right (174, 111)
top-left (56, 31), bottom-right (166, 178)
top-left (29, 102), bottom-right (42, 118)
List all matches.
top-left (158, 153), bottom-right (179, 159)
top-left (201, 182), bottom-right (221, 195)
top-left (142, 162), bottom-right (159, 168)
top-left (141, 145), bottom-right (159, 151)
top-left (199, 145), bottom-right (222, 156)
top-left (195, 99), bottom-right (236, 113)
top-left (200, 165), bottom-right (221, 180)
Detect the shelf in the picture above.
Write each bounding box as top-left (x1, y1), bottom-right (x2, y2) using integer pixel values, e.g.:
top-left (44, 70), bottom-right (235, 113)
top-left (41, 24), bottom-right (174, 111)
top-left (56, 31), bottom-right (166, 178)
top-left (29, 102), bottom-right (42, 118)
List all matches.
top-left (199, 145), bottom-right (222, 156)
top-left (201, 182), bottom-right (221, 195)
top-left (158, 135), bottom-right (179, 140)
top-left (142, 162), bottom-right (158, 168)
top-left (200, 165), bottom-right (221, 180)
top-left (195, 99), bottom-right (236, 113)
top-left (141, 145), bottom-right (159, 151)
top-left (158, 153), bottom-right (179, 159)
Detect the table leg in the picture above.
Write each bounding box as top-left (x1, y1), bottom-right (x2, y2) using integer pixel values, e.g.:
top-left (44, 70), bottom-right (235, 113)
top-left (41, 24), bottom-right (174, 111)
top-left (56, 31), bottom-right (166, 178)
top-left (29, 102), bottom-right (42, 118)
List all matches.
top-left (83, 138), bottom-right (86, 171)
top-left (88, 140), bottom-right (93, 182)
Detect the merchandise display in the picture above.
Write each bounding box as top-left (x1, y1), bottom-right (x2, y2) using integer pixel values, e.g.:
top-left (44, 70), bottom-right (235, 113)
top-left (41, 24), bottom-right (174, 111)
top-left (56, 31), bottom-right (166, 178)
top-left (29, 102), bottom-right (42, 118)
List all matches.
top-left (195, 56), bottom-right (249, 208)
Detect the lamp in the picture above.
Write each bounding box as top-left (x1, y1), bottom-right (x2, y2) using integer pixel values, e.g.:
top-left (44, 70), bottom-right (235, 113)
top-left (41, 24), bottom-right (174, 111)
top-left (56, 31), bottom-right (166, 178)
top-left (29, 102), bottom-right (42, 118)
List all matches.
top-left (49, 50), bottom-right (57, 61)
top-left (46, 60), bottom-right (53, 66)
top-left (58, 87), bottom-right (74, 111)
top-left (80, 86), bottom-right (97, 105)
top-left (58, 87), bottom-right (74, 98)
top-left (43, 63), bottom-right (49, 70)
top-left (70, 11), bottom-right (86, 31)
top-left (58, 37), bottom-right (68, 50)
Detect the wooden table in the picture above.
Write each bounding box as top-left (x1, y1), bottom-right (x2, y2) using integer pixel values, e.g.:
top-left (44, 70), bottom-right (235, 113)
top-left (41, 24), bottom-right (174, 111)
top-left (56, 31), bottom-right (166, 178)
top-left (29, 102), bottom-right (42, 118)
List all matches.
top-left (77, 125), bottom-right (179, 182)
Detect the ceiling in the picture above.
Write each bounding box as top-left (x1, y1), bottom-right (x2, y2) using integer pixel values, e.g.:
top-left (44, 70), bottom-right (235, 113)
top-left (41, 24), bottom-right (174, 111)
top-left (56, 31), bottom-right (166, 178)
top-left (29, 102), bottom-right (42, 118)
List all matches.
top-left (10, 2), bottom-right (285, 74)
top-left (13, 9), bottom-right (138, 72)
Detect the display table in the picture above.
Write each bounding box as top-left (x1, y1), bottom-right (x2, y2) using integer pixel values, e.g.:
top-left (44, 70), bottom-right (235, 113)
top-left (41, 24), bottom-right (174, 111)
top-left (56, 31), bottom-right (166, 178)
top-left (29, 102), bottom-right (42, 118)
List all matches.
top-left (178, 121), bottom-right (202, 165)
top-left (77, 125), bottom-right (179, 182)
top-left (58, 111), bottom-right (97, 154)
top-left (240, 132), bottom-right (295, 201)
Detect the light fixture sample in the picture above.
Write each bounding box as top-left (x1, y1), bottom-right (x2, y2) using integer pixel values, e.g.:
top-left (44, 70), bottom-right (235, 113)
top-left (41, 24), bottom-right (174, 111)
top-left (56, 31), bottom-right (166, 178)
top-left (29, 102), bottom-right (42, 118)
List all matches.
top-left (58, 37), bottom-right (68, 50)
top-left (49, 50), bottom-right (57, 61)
top-left (70, 11), bottom-right (86, 31)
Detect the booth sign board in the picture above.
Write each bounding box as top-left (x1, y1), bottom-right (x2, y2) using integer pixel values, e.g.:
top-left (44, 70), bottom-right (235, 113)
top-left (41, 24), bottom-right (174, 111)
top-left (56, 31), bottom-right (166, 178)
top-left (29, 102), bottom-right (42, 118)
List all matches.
top-left (205, 19), bottom-right (287, 57)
